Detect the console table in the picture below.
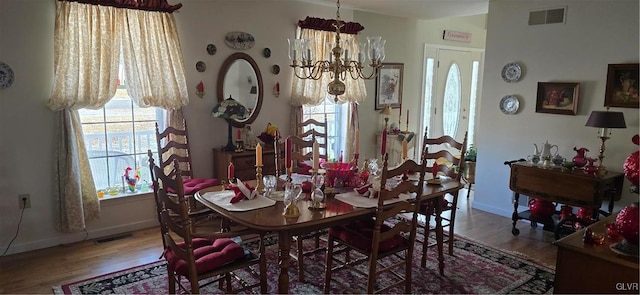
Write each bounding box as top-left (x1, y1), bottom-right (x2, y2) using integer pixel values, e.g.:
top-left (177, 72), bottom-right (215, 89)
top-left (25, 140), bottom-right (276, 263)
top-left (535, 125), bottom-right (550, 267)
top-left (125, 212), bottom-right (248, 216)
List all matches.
top-left (508, 162), bottom-right (623, 236)
top-left (213, 148), bottom-right (276, 181)
top-left (554, 214), bottom-right (639, 294)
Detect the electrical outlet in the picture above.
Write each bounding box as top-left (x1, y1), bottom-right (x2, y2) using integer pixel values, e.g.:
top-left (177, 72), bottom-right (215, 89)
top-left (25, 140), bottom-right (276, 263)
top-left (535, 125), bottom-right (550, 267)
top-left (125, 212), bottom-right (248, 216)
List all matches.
top-left (19, 194), bottom-right (31, 209)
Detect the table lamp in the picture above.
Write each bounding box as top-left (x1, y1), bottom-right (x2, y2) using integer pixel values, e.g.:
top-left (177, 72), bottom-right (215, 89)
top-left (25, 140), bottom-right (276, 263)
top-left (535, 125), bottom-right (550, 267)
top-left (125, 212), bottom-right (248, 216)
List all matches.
top-left (379, 104), bottom-right (392, 129)
top-left (585, 109), bottom-right (626, 176)
top-left (212, 95), bottom-right (248, 151)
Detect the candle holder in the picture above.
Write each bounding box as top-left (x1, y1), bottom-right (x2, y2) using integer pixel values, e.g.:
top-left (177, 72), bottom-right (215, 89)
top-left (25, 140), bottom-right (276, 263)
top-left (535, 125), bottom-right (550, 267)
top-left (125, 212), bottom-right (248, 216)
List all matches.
top-left (286, 167), bottom-right (293, 182)
top-left (282, 180), bottom-right (301, 217)
top-left (235, 139), bottom-right (244, 152)
top-left (255, 165), bottom-right (264, 193)
top-left (309, 170), bottom-right (326, 210)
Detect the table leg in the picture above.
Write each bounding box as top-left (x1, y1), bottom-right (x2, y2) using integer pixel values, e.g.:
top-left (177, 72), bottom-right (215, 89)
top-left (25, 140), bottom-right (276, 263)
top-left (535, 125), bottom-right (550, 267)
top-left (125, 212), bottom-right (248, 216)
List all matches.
top-left (278, 231), bottom-right (292, 294)
top-left (435, 196), bottom-right (445, 276)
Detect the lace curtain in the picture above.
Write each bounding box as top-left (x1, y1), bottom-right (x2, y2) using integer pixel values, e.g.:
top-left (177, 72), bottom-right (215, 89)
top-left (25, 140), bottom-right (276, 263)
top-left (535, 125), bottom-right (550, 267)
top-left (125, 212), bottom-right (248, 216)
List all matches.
top-left (290, 28), bottom-right (367, 106)
top-left (49, 0), bottom-right (187, 232)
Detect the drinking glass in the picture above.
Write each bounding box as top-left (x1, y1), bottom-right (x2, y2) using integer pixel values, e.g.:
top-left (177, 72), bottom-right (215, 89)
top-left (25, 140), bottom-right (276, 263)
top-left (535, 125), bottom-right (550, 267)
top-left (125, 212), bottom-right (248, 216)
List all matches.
top-left (262, 175), bottom-right (277, 197)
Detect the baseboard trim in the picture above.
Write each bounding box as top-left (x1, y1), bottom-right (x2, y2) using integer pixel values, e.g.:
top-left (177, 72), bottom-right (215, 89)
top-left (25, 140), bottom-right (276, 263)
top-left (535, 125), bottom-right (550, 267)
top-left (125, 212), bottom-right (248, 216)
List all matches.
top-left (471, 202), bottom-right (514, 218)
top-left (4, 219), bottom-right (158, 255)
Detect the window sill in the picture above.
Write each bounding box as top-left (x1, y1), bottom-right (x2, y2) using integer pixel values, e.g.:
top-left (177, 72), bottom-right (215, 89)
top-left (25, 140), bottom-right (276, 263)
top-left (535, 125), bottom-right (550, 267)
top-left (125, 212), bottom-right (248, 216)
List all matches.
top-left (99, 189), bottom-right (153, 201)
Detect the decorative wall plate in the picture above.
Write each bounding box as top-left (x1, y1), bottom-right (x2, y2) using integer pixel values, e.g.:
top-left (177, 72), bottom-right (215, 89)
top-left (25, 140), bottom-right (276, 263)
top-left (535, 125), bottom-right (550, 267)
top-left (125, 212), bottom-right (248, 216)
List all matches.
top-left (224, 31), bottom-right (255, 50)
top-left (196, 61), bottom-right (206, 72)
top-left (0, 62), bottom-right (15, 89)
top-left (263, 48), bottom-right (271, 58)
top-left (501, 62), bottom-right (522, 83)
top-left (499, 95), bottom-right (520, 114)
top-left (271, 65), bottom-right (280, 75)
top-left (206, 44), bottom-right (217, 55)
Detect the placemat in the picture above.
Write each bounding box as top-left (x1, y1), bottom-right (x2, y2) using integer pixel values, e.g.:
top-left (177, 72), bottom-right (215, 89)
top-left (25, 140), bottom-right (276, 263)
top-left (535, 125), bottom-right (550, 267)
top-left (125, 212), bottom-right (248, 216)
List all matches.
top-left (201, 190), bottom-right (276, 212)
top-left (335, 191), bottom-right (414, 208)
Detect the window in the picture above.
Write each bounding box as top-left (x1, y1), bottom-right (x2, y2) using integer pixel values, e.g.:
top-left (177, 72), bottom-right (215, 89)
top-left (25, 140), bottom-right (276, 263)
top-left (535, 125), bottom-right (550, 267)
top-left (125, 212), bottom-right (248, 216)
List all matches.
top-left (443, 63), bottom-right (461, 138)
top-left (79, 66), bottom-right (166, 194)
top-left (302, 99), bottom-right (348, 161)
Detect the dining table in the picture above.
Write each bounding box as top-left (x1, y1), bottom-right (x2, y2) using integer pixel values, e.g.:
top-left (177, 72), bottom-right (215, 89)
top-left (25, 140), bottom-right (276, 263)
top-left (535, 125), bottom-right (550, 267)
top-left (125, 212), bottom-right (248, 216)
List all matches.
top-left (194, 176), bottom-right (464, 294)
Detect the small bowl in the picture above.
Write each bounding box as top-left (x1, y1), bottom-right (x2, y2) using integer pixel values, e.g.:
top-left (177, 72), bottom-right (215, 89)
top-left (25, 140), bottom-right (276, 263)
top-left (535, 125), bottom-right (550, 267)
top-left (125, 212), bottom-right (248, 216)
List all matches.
top-left (106, 186), bottom-right (120, 196)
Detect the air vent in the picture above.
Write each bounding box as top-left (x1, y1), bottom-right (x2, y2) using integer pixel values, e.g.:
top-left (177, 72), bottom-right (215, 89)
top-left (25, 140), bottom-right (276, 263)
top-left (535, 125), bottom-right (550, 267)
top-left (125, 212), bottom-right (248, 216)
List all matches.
top-left (94, 233), bottom-right (133, 244)
top-left (529, 7), bottom-right (566, 25)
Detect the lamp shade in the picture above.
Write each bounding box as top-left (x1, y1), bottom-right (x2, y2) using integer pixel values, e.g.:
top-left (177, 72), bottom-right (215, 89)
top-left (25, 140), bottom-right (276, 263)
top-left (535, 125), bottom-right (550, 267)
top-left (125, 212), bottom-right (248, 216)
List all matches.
top-left (585, 111), bottom-right (627, 128)
top-left (212, 95), bottom-right (248, 120)
top-left (379, 105), bottom-right (392, 115)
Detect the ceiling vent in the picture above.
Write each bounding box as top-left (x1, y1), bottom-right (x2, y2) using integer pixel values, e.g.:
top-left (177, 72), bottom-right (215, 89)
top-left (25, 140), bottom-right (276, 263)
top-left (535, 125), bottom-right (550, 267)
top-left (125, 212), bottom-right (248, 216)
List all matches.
top-left (529, 7), bottom-right (566, 25)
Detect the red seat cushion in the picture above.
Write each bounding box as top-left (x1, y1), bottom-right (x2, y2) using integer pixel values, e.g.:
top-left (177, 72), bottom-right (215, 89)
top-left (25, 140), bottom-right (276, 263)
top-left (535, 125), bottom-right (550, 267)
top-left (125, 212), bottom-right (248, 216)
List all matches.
top-left (182, 178), bottom-right (219, 195)
top-left (329, 219), bottom-right (407, 253)
top-left (164, 238), bottom-right (245, 276)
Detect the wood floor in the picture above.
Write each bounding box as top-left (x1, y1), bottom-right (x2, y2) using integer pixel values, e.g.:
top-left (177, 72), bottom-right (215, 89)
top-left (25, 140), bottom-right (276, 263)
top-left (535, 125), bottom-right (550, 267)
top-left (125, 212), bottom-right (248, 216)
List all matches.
top-left (0, 188), bottom-right (558, 294)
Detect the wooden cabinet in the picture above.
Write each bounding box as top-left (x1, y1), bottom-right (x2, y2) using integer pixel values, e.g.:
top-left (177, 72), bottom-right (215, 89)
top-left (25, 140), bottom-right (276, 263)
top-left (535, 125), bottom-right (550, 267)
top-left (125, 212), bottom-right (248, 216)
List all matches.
top-left (375, 132), bottom-right (416, 164)
top-left (213, 148), bottom-right (276, 181)
top-left (554, 214), bottom-right (639, 294)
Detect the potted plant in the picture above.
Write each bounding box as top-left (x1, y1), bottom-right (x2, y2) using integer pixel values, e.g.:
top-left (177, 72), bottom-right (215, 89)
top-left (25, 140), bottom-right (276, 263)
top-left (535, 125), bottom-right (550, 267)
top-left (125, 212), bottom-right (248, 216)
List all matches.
top-left (463, 145), bottom-right (477, 183)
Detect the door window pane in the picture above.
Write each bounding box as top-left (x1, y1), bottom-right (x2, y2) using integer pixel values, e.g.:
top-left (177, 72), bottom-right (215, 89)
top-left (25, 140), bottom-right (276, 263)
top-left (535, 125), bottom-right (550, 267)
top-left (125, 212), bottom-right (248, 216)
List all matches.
top-left (443, 63), bottom-right (461, 138)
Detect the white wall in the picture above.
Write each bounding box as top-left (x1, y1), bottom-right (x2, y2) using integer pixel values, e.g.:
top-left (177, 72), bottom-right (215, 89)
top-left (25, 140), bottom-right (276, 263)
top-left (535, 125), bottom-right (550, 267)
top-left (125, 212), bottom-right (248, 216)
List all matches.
top-left (474, 0), bottom-right (639, 217)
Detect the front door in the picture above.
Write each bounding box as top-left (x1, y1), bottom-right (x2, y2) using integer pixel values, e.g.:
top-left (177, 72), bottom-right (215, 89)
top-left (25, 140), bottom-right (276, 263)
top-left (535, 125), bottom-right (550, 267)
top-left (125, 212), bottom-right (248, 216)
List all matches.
top-left (421, 46), bottom-right (483, 148)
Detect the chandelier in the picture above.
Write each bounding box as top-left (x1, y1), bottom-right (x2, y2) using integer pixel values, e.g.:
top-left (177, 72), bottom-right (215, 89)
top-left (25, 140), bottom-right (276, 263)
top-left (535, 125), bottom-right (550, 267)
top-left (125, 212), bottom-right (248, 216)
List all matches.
top-left (288, 0), bottom-right (386, 100)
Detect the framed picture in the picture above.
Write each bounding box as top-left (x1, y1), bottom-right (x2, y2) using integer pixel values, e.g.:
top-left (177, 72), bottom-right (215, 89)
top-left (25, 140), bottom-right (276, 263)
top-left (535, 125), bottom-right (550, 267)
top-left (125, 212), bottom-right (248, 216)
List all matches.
top-left (536, 82), bottom-right (579, 115)
top-left (375, 63), bottom-right (404, 110)
top-left (604, 63), bottom-right (639, 108)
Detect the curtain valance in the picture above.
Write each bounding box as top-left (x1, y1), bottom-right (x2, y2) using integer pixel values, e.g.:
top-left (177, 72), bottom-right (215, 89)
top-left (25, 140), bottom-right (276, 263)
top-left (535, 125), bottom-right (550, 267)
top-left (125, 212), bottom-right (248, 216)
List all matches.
top-left (297, 16), bottom-right (364, 34)
top-left (58, 0), bottom-right (182, 12)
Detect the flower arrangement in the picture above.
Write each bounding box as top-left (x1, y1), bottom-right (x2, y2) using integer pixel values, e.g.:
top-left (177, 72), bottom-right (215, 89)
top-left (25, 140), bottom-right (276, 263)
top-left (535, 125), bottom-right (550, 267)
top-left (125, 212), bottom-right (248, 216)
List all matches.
top-left (124, 167), bottom-right (141, 192)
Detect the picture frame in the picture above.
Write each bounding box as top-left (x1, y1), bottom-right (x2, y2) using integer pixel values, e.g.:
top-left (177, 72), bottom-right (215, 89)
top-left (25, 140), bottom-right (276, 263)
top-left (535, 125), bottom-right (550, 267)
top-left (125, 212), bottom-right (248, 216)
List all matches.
top-left (535, 82), bottom-right (580, 115)
top-left (604, 63), bottom-right (639, 108)
top-left (375, 63), bottom-right (404, 110)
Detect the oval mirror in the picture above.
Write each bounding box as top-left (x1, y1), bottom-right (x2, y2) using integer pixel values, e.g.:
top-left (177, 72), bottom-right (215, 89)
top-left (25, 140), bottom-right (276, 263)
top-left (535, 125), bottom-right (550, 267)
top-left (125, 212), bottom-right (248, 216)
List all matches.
top-left (217, 52), bottom-right (263, 128)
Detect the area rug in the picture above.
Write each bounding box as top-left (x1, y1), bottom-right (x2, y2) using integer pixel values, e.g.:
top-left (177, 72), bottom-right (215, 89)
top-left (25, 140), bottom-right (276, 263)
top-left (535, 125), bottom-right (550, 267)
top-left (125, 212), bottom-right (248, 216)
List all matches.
top-left (53, 232), bottom-right (554, 294)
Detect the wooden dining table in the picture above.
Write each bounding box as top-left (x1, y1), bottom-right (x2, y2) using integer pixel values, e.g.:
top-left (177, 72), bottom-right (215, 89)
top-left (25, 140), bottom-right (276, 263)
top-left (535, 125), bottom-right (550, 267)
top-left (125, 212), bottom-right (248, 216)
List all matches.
top-left (195, 178), bottom-right (463, 294)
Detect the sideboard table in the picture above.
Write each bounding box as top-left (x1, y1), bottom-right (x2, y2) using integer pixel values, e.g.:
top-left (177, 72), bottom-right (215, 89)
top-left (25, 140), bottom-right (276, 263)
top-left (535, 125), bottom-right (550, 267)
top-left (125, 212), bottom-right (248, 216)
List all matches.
top-left (508, 162), bottom-right (623, 236)
top-left (554, 214), bottom-right (639, 294)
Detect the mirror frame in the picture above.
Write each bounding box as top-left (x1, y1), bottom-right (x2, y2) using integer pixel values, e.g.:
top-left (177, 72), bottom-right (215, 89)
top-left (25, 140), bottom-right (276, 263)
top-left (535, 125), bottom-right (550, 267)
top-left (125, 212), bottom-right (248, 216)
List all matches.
top-left (217, 52), bottom-right (263, 128)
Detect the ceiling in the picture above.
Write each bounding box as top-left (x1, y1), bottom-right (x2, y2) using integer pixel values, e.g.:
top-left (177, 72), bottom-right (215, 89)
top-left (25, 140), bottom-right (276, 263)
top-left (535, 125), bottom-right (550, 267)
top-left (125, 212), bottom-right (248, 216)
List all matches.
top-left (297, 0), bottom-right (490, 20)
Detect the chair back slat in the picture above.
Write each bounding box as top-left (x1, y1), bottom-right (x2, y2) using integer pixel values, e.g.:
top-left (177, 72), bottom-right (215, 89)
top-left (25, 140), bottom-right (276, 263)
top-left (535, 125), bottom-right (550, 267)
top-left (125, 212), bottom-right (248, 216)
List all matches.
top-left (155, 122), bottom-right (194, 179)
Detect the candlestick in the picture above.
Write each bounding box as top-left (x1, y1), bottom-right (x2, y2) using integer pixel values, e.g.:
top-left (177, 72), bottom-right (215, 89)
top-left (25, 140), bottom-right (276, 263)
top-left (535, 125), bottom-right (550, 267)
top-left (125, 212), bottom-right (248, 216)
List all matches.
top-left (228, 162), bottom-right (235, 182)
top-left (255, 165), bottom-right (264, 193)
top-left (381, 118), bottom-right (388, 156)
top-left (256, 143), bottom-right (263, 166)
top-left (406, 109), bottom-right (409, 132)
top-left (285, 136), bottom-right (292, 169)
top-left (399, 103), bottom-right (402, 127)
top-left (274, 137), bottom-right (280, 178)
top-left (312, 140), bottom-right (319, 170)
top-left (402, 138), bottom-right (408, 161)
top-left (354, 129), bottom-right (360, 155)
